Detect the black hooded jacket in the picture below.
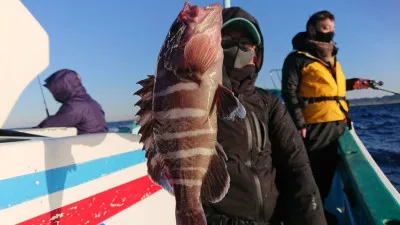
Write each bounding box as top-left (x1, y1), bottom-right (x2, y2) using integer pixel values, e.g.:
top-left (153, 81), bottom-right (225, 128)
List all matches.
top-left (203, 8), bottom-right (327, 225)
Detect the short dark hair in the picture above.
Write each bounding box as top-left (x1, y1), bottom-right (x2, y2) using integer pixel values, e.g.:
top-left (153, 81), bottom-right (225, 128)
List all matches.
top-left (306, 10), bottom-right (335, 30)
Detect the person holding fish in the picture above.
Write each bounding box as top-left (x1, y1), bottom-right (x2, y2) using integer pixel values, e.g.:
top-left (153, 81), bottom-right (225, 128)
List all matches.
top-left (135, 3), bottom-right (326, 225)
top-left (202, 6), bottom-right (328, 225)
top-left (281, 10), bottom-right (371, 224)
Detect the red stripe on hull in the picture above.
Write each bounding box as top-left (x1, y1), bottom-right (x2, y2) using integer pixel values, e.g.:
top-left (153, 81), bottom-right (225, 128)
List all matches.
top-left (17, 175), bottom-right (162, 225)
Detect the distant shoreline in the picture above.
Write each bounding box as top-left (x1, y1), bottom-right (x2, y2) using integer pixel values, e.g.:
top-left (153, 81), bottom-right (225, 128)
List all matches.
top-left (349, 94), bottom-right (400, 107)
top-left (350, 101), bottom-right (400, 107)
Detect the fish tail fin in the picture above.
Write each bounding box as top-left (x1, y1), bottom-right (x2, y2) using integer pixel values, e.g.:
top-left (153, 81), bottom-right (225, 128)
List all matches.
top-left (200, 142), bottom-right (230, 203)
top-left (175, 205), bottom-right (207, 225)
top-left (174, 183), bottom-right (207, 225)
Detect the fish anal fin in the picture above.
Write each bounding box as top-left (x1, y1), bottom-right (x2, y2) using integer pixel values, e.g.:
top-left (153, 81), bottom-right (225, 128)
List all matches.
top-left (147, 153), bottom-right (174, 195)
top-left (201, 142), bottom-right (230, 203)
top-left (210, 84), bottom-right (246, 120)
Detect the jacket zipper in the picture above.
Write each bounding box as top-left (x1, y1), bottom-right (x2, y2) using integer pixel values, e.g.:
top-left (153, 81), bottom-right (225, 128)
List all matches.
top-left (253, 172), bottom-right (264, 221)
top-left (243, 113), bottom-right (264, 222)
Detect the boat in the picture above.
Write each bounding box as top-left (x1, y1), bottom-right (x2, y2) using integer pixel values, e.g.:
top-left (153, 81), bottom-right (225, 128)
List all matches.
top-left (0, 0), bottom-right (399, 224)
top-left (0, 1), bottom-right (174, 224)
top-left (116, 122), bottom-right (141, 135)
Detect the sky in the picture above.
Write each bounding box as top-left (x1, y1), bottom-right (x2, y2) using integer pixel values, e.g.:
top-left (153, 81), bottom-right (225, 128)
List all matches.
top-left (3, 0), bottom-right (400, 128)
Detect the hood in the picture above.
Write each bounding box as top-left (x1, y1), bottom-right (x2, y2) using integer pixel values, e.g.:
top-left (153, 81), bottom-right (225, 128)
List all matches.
top-left (222, 7), bottom-right (264, 95)
top-left (292, 31), bottom-right (338, 57)
top-left (44, 69), bottom-right (88, 103)
top-left (222, 7), bottom-right (264, 72)
top-left (292, 31), bottom-right (310, 52)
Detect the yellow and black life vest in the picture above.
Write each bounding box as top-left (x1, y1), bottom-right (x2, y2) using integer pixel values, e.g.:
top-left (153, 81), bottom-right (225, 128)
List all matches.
top-left (297, 51), bottom-right (349, 125)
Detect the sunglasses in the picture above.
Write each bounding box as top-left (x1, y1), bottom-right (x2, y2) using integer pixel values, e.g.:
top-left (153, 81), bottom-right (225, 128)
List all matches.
top-left (221, 36), bottom-right (255, 51)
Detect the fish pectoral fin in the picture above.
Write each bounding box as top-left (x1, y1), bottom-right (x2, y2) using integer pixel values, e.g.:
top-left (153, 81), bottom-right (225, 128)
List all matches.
top-left (213, 84), bottom-right (246, 120)
top-left (184, 33), bottom-right (216, 76)
top-left (147, 153), bottom-right (174, 196)
top-left (201, 142), bottom-right (230, 203)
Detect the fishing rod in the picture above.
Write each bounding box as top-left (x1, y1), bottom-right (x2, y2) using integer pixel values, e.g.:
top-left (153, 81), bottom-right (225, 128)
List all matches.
top-left (37, 77), bottom-right (50, 117)
top-left (366, 80), bottom-right (400, 95)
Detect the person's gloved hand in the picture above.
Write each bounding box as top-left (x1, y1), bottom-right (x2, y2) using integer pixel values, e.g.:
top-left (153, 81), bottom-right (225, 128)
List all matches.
top-left (352, 78), bottom-right (370, 90)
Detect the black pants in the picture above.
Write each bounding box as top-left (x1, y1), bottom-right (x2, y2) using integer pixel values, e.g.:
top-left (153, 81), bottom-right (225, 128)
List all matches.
top-left (304, 121), bottom-right (344, 199)
top-left (304, 121), bottom-right (344, 225)
top-left (307, 143), bottom-right (340, 225)
top-left (307, 141), bottom-right (340, 225)
top-left (307, 140), bottom-right (340, 200)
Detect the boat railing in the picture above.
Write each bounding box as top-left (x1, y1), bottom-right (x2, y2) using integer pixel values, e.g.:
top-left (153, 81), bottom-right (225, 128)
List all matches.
top-left (268, 69), bottom-right (282, 90)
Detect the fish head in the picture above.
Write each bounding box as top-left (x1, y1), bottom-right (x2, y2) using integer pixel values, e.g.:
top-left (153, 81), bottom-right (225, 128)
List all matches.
top-left (179, 3), bottom-right (223, 33)
top-left (162, 2), bottom-right (223, 82)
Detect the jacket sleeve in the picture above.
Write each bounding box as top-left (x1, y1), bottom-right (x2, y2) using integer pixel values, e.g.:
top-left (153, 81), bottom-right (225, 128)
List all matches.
top-left (281, 52), bottom-right (306, 129)
top-left (37, 104), bottom-right (83, 128)
top-left (346, 78), bottom-right (371, 91)
top-left (269, 96), bottom-right (327, 225)
top-left (346, 78), bottom-right (357, 91)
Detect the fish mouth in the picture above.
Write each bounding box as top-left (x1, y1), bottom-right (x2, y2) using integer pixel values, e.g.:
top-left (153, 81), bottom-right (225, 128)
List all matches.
top-left (179, 2), bottom-right (223, 25)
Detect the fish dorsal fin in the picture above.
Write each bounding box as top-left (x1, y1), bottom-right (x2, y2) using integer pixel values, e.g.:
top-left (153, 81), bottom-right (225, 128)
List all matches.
top-left (134, 75), bottom-right (156, 152)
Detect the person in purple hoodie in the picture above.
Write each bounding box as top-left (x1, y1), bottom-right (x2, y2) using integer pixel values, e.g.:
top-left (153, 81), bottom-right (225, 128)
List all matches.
top-left (37, 69), bottom-right (108, 135)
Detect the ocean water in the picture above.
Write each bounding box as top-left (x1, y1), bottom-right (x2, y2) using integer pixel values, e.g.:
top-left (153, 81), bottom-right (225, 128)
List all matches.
top-left (108, 103), bottom-right (400, 192)
top-left (107, 120), bottom-right (134, 133)
top-left (350, 103), bottom-right (400, 192)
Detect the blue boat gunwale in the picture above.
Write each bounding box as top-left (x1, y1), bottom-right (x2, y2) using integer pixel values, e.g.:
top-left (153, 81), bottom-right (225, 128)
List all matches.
top-left (337, 128), bottom-right (400, 225)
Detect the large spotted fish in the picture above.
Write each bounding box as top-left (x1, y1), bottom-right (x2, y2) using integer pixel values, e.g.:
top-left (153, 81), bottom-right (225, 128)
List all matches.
top-left (134, 2), bottom-right (246, 225)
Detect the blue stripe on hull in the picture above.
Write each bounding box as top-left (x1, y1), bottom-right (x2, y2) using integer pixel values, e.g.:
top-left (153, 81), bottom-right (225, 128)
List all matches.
top-left (0, 149), bottom-right (146, 210)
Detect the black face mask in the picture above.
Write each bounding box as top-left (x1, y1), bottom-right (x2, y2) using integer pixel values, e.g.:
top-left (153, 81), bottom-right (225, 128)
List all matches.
top-left (313, 31), bottom-right (335, 43)
top-left (223, 46), bottom-right (255, 69)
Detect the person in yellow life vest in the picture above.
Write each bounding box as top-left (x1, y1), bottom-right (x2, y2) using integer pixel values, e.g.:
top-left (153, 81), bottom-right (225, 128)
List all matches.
top-left (281, 10), bottom-right (370, 225)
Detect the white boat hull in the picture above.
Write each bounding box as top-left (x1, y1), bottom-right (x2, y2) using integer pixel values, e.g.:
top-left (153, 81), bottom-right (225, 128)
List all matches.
top-left (0, 133), bottom-right (176, 225)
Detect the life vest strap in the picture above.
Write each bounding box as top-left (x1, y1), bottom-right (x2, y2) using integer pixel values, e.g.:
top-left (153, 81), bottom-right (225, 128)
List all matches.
top-left (302, 96), bottom-right (346, 104)
top-left (301, 96), bottom-right (352, 129)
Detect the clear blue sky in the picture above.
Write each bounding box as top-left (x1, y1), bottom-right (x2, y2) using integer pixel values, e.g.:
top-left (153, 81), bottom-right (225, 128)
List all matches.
top-left (4, 0), bottom-right (400, 128)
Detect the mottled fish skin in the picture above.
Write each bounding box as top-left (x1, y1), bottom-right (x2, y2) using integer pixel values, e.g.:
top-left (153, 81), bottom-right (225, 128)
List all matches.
top-left (134, 2), bottom-right (246, 225)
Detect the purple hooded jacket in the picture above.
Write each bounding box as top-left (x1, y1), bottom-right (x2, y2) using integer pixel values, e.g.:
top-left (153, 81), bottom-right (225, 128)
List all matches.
top-left (37, 69), bottom-right (109, 135)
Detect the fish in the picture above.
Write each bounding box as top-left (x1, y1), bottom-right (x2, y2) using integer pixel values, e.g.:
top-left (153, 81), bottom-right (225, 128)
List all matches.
top-left (134, 2), bottom-right (246, 225)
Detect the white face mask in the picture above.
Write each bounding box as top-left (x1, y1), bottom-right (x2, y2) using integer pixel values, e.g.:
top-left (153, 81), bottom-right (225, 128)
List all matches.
top-left (223, 46), bottom-right (255, 69)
